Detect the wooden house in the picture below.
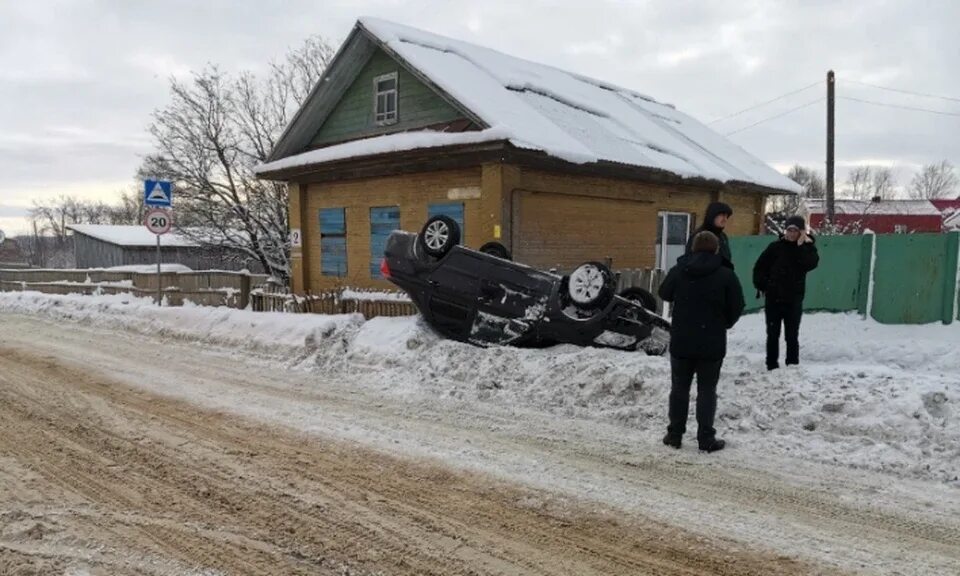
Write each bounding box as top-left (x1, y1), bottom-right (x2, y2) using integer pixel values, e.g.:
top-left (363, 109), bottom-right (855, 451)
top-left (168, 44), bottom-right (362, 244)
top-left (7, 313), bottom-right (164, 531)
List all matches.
top-left (256, 18), bottom-right (799, 292)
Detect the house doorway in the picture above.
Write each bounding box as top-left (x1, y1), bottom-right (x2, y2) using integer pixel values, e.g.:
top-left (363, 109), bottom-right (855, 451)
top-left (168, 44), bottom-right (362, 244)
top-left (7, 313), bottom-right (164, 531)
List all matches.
top-left (655, 212), bottom-right (691, 271)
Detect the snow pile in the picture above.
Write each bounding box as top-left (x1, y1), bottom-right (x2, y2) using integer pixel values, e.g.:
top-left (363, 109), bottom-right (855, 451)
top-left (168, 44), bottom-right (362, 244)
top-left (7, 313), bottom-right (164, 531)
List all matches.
top-left (2, 291), bottom-right (958, 485)
top-left (341, 288), bottom-right (411, 302)
top-left (67, 225), bottom-right (199, 247)
top-left (0, 291), bottom-right (363, 354)
top-left (106, 264), bottom-right (193, 273)
top-left (258, 128), bottom-right (511, 173)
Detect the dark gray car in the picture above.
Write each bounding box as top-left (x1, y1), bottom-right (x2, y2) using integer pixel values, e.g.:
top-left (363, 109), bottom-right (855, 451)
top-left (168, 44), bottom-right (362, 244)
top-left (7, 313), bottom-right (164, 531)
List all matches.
top-left (380, 215), bottom-right (670, 354)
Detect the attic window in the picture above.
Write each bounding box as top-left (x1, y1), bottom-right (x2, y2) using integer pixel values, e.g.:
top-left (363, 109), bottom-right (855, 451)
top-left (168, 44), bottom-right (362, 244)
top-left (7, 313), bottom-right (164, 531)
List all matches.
top-left (373, 72), bottom-right (398, 125)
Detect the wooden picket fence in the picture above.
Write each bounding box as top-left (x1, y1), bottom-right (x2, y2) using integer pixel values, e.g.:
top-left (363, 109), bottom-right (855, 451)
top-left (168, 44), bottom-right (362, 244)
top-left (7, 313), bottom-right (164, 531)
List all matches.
top-left (249, 289), bottom-right (418, 319)
top-left (0, 268), bottom-right (270, 309)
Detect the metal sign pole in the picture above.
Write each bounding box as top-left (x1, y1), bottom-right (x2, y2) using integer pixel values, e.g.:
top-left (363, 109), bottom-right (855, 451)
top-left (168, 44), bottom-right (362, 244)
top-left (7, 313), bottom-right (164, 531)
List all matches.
top-left (156, 233), bottom-right (162, 306)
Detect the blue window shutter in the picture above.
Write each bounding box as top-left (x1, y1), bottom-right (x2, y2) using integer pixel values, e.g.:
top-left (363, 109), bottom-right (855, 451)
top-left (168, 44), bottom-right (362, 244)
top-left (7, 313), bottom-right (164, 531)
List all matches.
top-left (319, 208), bottom-right (347, 277)
top-left (427, 202), bottom-right (465, 243)
top-left (370, 206), bottom-right (400, 277)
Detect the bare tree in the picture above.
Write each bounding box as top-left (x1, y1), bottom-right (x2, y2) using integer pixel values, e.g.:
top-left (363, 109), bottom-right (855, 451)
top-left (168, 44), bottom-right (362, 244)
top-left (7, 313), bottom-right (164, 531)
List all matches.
top-left (908, 160), bottom-right (959, 199)
top-left (871, 167), bottom-right (896, 199)
top-left (140, 36), bottom-right (335, 279)
top-left (843, 166), bottom-right (897, 200)
top-left (844, 166), bottom-right (873, 200)
top-left (28, 195), bottom-right (84, 245)
top-left (767, 165), bottom-right (825, 224)
top-left (104, 190), bottom-right (144, 225)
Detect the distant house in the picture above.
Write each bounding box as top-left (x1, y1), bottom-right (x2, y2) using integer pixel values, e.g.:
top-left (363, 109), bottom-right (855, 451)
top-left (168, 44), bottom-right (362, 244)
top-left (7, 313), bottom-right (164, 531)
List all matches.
top-left (255, 18), bottom-right (799, 292)
top-left (67, 225), bottom-right (263, 272)
top-left (803, 198), bottom-right (944, 234)
top-left (931, 199), bottom-right (960, 232)
top-left (0, 236), bottom-right (26, 265)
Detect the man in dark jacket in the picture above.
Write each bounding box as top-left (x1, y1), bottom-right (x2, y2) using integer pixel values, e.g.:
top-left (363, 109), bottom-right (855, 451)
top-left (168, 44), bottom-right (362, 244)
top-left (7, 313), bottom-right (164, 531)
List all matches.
top-left (659, 230), bottom-right (745, 453)
top-left (686, 202), bottom-right (734, 267)
top-left (752, 215), bottom-right (820, 370)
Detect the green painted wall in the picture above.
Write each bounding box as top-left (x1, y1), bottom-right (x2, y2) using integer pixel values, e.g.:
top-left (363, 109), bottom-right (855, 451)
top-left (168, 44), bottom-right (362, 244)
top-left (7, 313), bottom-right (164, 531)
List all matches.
top-left (729, 232), bottom-right (960, 325)
top-left (805, 236), bottom-right (870, 313)
top-left (872, 234), bottom-right (953, 324)
top-left (729, 235), bottom-right (771, 313)
top-left (311, 49), bottom-right (465, 146)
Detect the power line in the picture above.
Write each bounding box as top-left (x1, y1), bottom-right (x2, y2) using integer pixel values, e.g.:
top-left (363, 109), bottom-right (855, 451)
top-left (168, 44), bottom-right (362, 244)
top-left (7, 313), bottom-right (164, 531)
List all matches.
top-left (708, 81), bottom-right (820, 124)
top-left (724, 97), bottom-right (824, 136)
top-left (843, 79), bottom-right (960, 104)
top-left (839, 95), bottom-right (960, 117)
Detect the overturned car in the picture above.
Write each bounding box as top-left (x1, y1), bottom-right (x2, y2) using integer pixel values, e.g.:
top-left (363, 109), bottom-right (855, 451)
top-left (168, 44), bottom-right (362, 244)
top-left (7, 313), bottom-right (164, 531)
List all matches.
top-left (381, 215), bottom-right (671, 354)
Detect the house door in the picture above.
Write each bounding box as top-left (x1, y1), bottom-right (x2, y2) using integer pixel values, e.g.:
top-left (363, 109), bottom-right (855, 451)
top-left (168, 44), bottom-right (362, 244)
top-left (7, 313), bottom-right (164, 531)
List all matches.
top-left (655, 212), bottom-right (691, 271)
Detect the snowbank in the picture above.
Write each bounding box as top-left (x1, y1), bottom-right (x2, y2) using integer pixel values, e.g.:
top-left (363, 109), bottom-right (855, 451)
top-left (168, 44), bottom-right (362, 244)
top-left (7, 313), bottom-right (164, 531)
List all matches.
top-left (1, 291), bottom-right (958, 486)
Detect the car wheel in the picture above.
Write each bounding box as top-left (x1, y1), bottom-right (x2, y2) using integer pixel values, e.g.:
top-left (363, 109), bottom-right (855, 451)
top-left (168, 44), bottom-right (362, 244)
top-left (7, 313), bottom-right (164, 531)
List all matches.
top-left (478, 241), bottom-right (512, 260)
top-left (418, 215), bottom-right (461, 258)
top-left (567, 261), bottom-right (615, 310)
top-left (619, 287), bottom-right (658, 313)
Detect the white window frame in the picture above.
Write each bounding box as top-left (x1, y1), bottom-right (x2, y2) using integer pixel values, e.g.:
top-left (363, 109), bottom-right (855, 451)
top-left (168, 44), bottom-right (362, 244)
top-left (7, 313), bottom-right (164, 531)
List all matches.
top-left (894, 224), bottom-right (907, 234)
top-left (656, 211), bottom-right (692, 271)
top-left (373, 72), bottom-right (399, 125)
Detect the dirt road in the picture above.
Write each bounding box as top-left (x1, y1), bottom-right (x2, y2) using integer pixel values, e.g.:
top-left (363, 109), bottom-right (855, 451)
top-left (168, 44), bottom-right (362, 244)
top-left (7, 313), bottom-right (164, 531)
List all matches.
top-left (1, 312), bottom-right (958, 575)
top-left (0, 340), bottom-right (816, 575)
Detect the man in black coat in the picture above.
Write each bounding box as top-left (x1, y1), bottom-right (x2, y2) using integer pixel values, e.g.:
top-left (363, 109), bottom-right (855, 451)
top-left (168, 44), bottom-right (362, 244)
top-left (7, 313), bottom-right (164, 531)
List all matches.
top-left (752, 215), bottom-right (820, 370)
top-left (686, 202), bottom-right (734, 267)
top-left (659, 230), bottom-right (745, 453)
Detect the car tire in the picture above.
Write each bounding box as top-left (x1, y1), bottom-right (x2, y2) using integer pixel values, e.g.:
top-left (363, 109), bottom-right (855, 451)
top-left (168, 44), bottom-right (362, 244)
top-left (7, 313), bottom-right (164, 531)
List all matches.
top-left (567, 261), bottom-right (615, 310)
top-left (619, 287), bottom-right (659, 313)
top-left (418, 215), bottom-right (461, 258)
top-left (478, 241), bottom-right (512, 260)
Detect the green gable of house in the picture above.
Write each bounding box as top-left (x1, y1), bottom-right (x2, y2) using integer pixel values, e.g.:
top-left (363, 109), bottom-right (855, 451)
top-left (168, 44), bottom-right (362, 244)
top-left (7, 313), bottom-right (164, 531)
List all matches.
top-left (310, 48), bottom-right (465, 147)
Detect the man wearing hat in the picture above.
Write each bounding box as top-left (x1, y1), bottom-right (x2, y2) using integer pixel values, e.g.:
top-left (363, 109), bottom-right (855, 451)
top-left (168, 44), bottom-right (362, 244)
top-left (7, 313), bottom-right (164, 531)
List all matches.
top-left (752, 215), bottom-right (820, 370)
top-left (686, 202), bottom-right (735, 268)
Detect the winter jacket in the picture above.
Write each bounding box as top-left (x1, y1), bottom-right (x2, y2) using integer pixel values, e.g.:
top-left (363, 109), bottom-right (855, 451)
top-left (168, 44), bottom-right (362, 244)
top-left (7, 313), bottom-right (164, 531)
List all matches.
top-left (685, 202), bottom-right (734, 268)
top-left (752, 236), bottom-right (820, 303)
top-left (658, 252), bottom-right (746, 361)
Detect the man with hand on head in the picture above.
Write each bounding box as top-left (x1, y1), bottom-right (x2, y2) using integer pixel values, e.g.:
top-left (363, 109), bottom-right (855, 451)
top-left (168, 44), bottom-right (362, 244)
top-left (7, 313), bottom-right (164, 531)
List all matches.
top-left (752, 215), bottom-right (820, 371)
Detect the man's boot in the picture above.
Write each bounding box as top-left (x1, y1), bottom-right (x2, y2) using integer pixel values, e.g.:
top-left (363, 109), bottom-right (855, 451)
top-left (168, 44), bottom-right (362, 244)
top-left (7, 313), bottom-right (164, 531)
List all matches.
top-left (699, 438), bottom-right (725, 453)
top-left (662, 433), bottom-right (682, 449)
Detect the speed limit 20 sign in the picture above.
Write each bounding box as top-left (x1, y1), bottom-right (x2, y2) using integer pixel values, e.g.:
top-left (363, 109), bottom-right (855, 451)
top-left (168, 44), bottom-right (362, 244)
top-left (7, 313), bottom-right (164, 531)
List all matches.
top-left (144, 208), bottom-right (173, 235)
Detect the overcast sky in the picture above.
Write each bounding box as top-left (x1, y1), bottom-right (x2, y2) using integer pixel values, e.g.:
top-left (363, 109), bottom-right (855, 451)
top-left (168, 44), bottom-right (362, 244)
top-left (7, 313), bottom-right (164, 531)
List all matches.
top-left (1, 0), bottom-right (958, 235)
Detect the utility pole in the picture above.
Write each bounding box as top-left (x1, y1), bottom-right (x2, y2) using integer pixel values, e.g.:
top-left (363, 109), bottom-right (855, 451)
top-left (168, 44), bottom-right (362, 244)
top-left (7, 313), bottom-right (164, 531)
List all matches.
top-left (826, 70), bottom-right (836, 223)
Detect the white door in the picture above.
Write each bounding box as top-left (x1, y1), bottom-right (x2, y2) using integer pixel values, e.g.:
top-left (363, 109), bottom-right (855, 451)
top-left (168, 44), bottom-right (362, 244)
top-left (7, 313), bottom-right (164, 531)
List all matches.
top-left (655, 212), bottom-right (691, 271)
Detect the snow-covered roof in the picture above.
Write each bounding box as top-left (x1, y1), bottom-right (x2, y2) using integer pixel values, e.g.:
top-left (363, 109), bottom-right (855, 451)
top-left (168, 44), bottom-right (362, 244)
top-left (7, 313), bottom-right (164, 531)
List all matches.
top-left (944, 209), bottom-right (960, 231)
top-left (805, 199), bottom-right (942, 216)
top-left (68, 225), bottom-right (199, 247)
top-left (258, 18), bottom-right (799, 194)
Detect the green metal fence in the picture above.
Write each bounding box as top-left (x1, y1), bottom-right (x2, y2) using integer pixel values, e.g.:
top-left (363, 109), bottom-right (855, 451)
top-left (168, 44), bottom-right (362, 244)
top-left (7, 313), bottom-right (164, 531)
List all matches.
top-left (729, 231), bottom-right (960, 325)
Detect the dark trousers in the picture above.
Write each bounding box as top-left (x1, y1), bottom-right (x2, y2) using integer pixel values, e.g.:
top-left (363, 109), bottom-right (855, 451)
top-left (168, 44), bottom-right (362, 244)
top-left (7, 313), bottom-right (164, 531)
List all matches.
top-left (765, 300), bottom-right (803, 368)
top-left (667, 355), bottom-right (722, 442)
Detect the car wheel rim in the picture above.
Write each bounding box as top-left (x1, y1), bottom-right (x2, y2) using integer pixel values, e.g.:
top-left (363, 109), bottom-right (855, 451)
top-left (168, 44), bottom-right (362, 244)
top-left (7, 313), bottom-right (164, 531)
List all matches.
top-left (424, 221), bottom-right (449, 251)
top-left (569, 264), bottom-right (605, 305)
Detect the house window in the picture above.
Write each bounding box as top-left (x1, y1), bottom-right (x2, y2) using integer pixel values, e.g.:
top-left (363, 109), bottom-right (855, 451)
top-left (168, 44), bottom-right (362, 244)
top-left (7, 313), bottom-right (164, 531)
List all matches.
top-left (427, 202), bottom-right (465, 243)
top-left (370, 206), bottom-right (400, 277)
top-left (373, 72), bottom-right (398, 125)
top-left (655, 212), bottom-right (692, 271)
top-left (319, 208), bottom-right (347, 277)
top-left (894, 224), bottom-right (908, 234)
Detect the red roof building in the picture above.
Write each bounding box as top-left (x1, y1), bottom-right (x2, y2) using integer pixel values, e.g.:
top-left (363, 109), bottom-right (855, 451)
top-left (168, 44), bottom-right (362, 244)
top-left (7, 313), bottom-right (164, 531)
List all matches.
top-left (804, 198), bottom-right (945, 234)
top-left (931, 199), bottom-right (960, 232)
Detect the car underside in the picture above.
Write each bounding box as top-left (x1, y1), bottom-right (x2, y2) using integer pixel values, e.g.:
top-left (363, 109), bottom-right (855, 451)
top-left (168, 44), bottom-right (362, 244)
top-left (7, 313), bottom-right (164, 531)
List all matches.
top-left (382, 216), bottom-right (670, 354)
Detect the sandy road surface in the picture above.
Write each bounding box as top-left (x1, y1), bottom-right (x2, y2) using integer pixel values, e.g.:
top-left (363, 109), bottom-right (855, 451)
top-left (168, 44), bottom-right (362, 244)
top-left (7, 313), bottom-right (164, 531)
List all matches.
top-left (1, 313), bottom-right (959, 575)
top-left (0, 342), bottom-right (816, 575)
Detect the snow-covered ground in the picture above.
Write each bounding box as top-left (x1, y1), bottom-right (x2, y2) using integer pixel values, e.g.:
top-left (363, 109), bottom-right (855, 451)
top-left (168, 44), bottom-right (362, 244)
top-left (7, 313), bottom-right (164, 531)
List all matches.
top-left (1, 290), bottom-right (957, 487)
